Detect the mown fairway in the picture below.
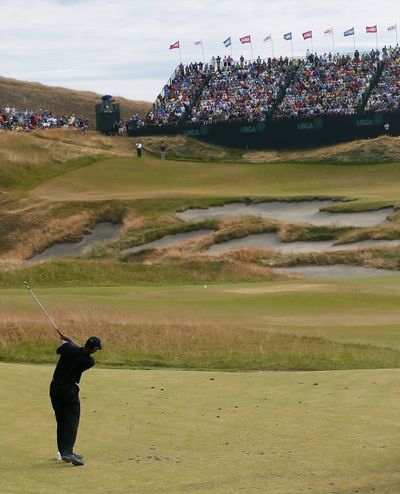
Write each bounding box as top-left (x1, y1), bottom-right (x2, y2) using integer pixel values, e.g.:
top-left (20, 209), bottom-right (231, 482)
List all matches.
top-left (33, 154), bottom-right (400, 204)
top-left (1, 362), bottom-right (400, 494)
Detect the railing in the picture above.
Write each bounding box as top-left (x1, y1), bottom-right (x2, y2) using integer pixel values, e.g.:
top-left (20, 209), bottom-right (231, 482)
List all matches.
top-left (357, 60), bottom-right (386, 113)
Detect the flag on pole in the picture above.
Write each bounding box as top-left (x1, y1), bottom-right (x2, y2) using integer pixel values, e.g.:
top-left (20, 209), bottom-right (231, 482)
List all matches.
top-left (302, 30), bottom-right (312, 40)
top-left (344, 28), bottom-right (355, 37)
top-left (223, 37), bottom-right (232, 47)
top-left (240, 35), bottom-right (251, 44)
top-left (366, 25), bottom-right (377, 33)
top-left (169, 41), bottom-right (180, 49)
top-left (263, 34), bottom-right (272, 42)
top-left (324, 27), bottom-right (333, 35)
top-left (283, 32), bottom-right (292, 40)
top-left (194, 40), bottom-right (202, 45)
top-left (388, 24), bottom-right (397, 31)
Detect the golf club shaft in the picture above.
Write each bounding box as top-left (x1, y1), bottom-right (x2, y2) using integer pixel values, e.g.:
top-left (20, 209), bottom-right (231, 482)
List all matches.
top-left (24, 281), bottom-right (62, 337)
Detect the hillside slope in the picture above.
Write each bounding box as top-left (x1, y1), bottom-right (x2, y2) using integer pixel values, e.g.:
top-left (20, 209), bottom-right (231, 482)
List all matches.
top-left (140, 134), bottom-right (400, 163)
top-left (0, 76), bottom-right (152, 123)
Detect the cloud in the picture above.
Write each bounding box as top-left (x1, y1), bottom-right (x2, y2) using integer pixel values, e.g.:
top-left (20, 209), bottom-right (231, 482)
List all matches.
top-left (0, 0), bottom-right (398, 102)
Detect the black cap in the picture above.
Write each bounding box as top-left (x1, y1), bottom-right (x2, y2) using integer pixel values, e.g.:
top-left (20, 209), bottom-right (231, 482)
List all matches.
top-left (85, 336), bottom-right (102, 350)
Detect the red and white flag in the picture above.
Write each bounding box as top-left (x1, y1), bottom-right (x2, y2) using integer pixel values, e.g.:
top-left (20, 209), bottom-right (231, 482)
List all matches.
top-left (169, 41), bottom-right (180, 49)
top-left (366, 25), bottom-right (377, 33)
top-left (302, 30), bottom-right (312, 40)
top-left (240, 35), bottom-right (251, 44)
top-left (324, 27), bottom-right (333, 35)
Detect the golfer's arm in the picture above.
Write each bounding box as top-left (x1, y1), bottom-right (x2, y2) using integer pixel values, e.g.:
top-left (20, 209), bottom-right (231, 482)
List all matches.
top-left (58, 332), bottom-right (75, 345)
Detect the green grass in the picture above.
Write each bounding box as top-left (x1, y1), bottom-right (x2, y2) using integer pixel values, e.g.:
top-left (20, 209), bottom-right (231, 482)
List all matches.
top-left (2, 362), bottom-right (400, 494)
top-left (33, 155), bottom-right (400, 205)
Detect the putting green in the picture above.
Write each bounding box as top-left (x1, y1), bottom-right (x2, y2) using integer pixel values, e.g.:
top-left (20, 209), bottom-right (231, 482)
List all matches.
top-left (1, 362), bottom-right (400, 493)
top-left (32, 156), bottom-right (400, 202)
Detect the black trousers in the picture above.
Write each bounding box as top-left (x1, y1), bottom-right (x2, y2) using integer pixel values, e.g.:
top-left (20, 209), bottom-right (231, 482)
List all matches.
top-left (50, 380), bottom-right (80, 455)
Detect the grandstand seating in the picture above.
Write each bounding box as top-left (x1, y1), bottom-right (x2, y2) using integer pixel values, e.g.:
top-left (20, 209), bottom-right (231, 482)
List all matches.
top-left (275, 54), bottom-right (379, 118)
top-left (365, 48), bottom-right (400, 113)
top-left (128, 48), bottom-right (400, 130)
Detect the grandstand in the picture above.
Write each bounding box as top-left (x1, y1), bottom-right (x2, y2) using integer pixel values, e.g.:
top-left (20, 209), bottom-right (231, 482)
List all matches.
top-left (128, 47), bottom-right (400, 148)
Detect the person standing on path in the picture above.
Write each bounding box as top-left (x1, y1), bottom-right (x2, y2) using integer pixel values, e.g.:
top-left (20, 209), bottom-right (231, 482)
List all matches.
top-left (135, 141), bottom-right (143, 157)
top-left (50, 333), bottom-right (102, 466)
top-left (160, 142), bottom-right (167, 160)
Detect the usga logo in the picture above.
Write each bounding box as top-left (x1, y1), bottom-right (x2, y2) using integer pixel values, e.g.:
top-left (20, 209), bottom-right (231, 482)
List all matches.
top-left (356, 119), bottom-right (374, 127)
top-left (240, 126), bottom-right (257, 133)
top-left (298, 122), bottom-right (314, 130)
top-left (185, 129), bottom-right (200, 137)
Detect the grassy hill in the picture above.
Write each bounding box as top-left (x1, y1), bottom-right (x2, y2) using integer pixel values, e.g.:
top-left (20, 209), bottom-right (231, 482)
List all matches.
top-left (0, 75), bottom-right (152, 122)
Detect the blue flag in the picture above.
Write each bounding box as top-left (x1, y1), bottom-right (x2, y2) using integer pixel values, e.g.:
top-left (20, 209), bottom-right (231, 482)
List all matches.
top-left (283, 32), bottom-right (292, 41)
top-left (223, 37), bottom-right (232, 47)
top-left (344, 27), bottom-right (355, 36)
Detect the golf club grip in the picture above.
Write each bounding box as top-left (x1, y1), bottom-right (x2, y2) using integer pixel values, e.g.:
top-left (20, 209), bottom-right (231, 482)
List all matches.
top-left (24, 281), bottom-right (62, 336)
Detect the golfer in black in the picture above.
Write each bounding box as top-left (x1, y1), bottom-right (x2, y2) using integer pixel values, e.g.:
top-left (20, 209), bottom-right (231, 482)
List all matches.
top-left (50, 334), bottom-right (101, 466)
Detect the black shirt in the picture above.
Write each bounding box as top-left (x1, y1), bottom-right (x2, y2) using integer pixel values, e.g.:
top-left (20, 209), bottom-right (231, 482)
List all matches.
top-left (52, 342), bottom-right (95, 385)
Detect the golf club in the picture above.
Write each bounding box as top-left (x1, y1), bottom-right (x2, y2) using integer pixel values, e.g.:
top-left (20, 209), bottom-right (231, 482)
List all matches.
top-left (24, 281), bottom-right (63, 337)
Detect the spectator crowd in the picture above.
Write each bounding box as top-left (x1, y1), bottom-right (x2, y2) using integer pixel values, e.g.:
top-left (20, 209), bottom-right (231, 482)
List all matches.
top-left (189, 57), bottom-right (294, 123)
top-left (0, 106), bottom-right (89, 131)
top-left (146, 63), bottom-right (208, 126)
top-left (126, 46), bottom-right (400, 130)
top-left (365, 45), bottom-right (400, 113)
top-left (275, 50), bottom-right (379, 118)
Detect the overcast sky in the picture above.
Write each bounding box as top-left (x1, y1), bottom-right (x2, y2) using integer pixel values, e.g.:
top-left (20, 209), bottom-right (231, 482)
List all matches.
top-left (0, 0), bottom-right (398, 103)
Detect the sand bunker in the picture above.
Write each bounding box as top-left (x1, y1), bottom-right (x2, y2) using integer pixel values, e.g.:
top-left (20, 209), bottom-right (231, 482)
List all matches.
top-left (124, 230), bottom-right (214, 254)
top-left (29, 222), bottom-right (121, 262)
top-left (273, 265), bottom-right (400, 279)
top-left (176, 200), bottom-right (394, 227)
top-left (208, 232), bottom-right (400, 255)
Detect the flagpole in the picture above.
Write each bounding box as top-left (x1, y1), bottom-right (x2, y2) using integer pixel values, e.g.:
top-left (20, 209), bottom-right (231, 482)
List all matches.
top-left (291, 38), bottom-right (294, 58)
top-left (179, 44), bottom-right (182, 64)
top-left (376, 30), bottom-right (378, 50)
top-left (201, 39), bottom-right (205, 63)
top-left (332, 30), bottom-right (335, 54)
top-left (310, 37), bottom-right (314, 54)
top-left (271, 38), bottom-right (275, 58)
top-left (250, 41), bottom-right (253, 61)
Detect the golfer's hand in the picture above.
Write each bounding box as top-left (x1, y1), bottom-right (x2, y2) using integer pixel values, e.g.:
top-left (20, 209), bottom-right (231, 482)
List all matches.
top-left (59, 332), bottom-right (72, 343)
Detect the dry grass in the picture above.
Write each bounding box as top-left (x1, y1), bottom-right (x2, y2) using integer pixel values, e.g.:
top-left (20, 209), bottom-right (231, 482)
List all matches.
top-left (140, 134), bottom-right (242, 161)
top-left (243, 135), bottom-right (400, 163)
top-left (140, 134), bottom-right (400, 164)
top-left (1, 315), bottom-right (400, 370)
top-left (0, 75), bottom-right (151, 122)
top-left (0, 129), bottom-right (134, 171)
top-left (0, 201), bottom-right (126, 260)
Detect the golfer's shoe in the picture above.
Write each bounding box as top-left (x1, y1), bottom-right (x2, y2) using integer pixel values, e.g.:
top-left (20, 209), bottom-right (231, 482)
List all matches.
top-left (73, 452), bottom-right (84, 460)
top-left (61, 453), bottom-right (84, 466)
